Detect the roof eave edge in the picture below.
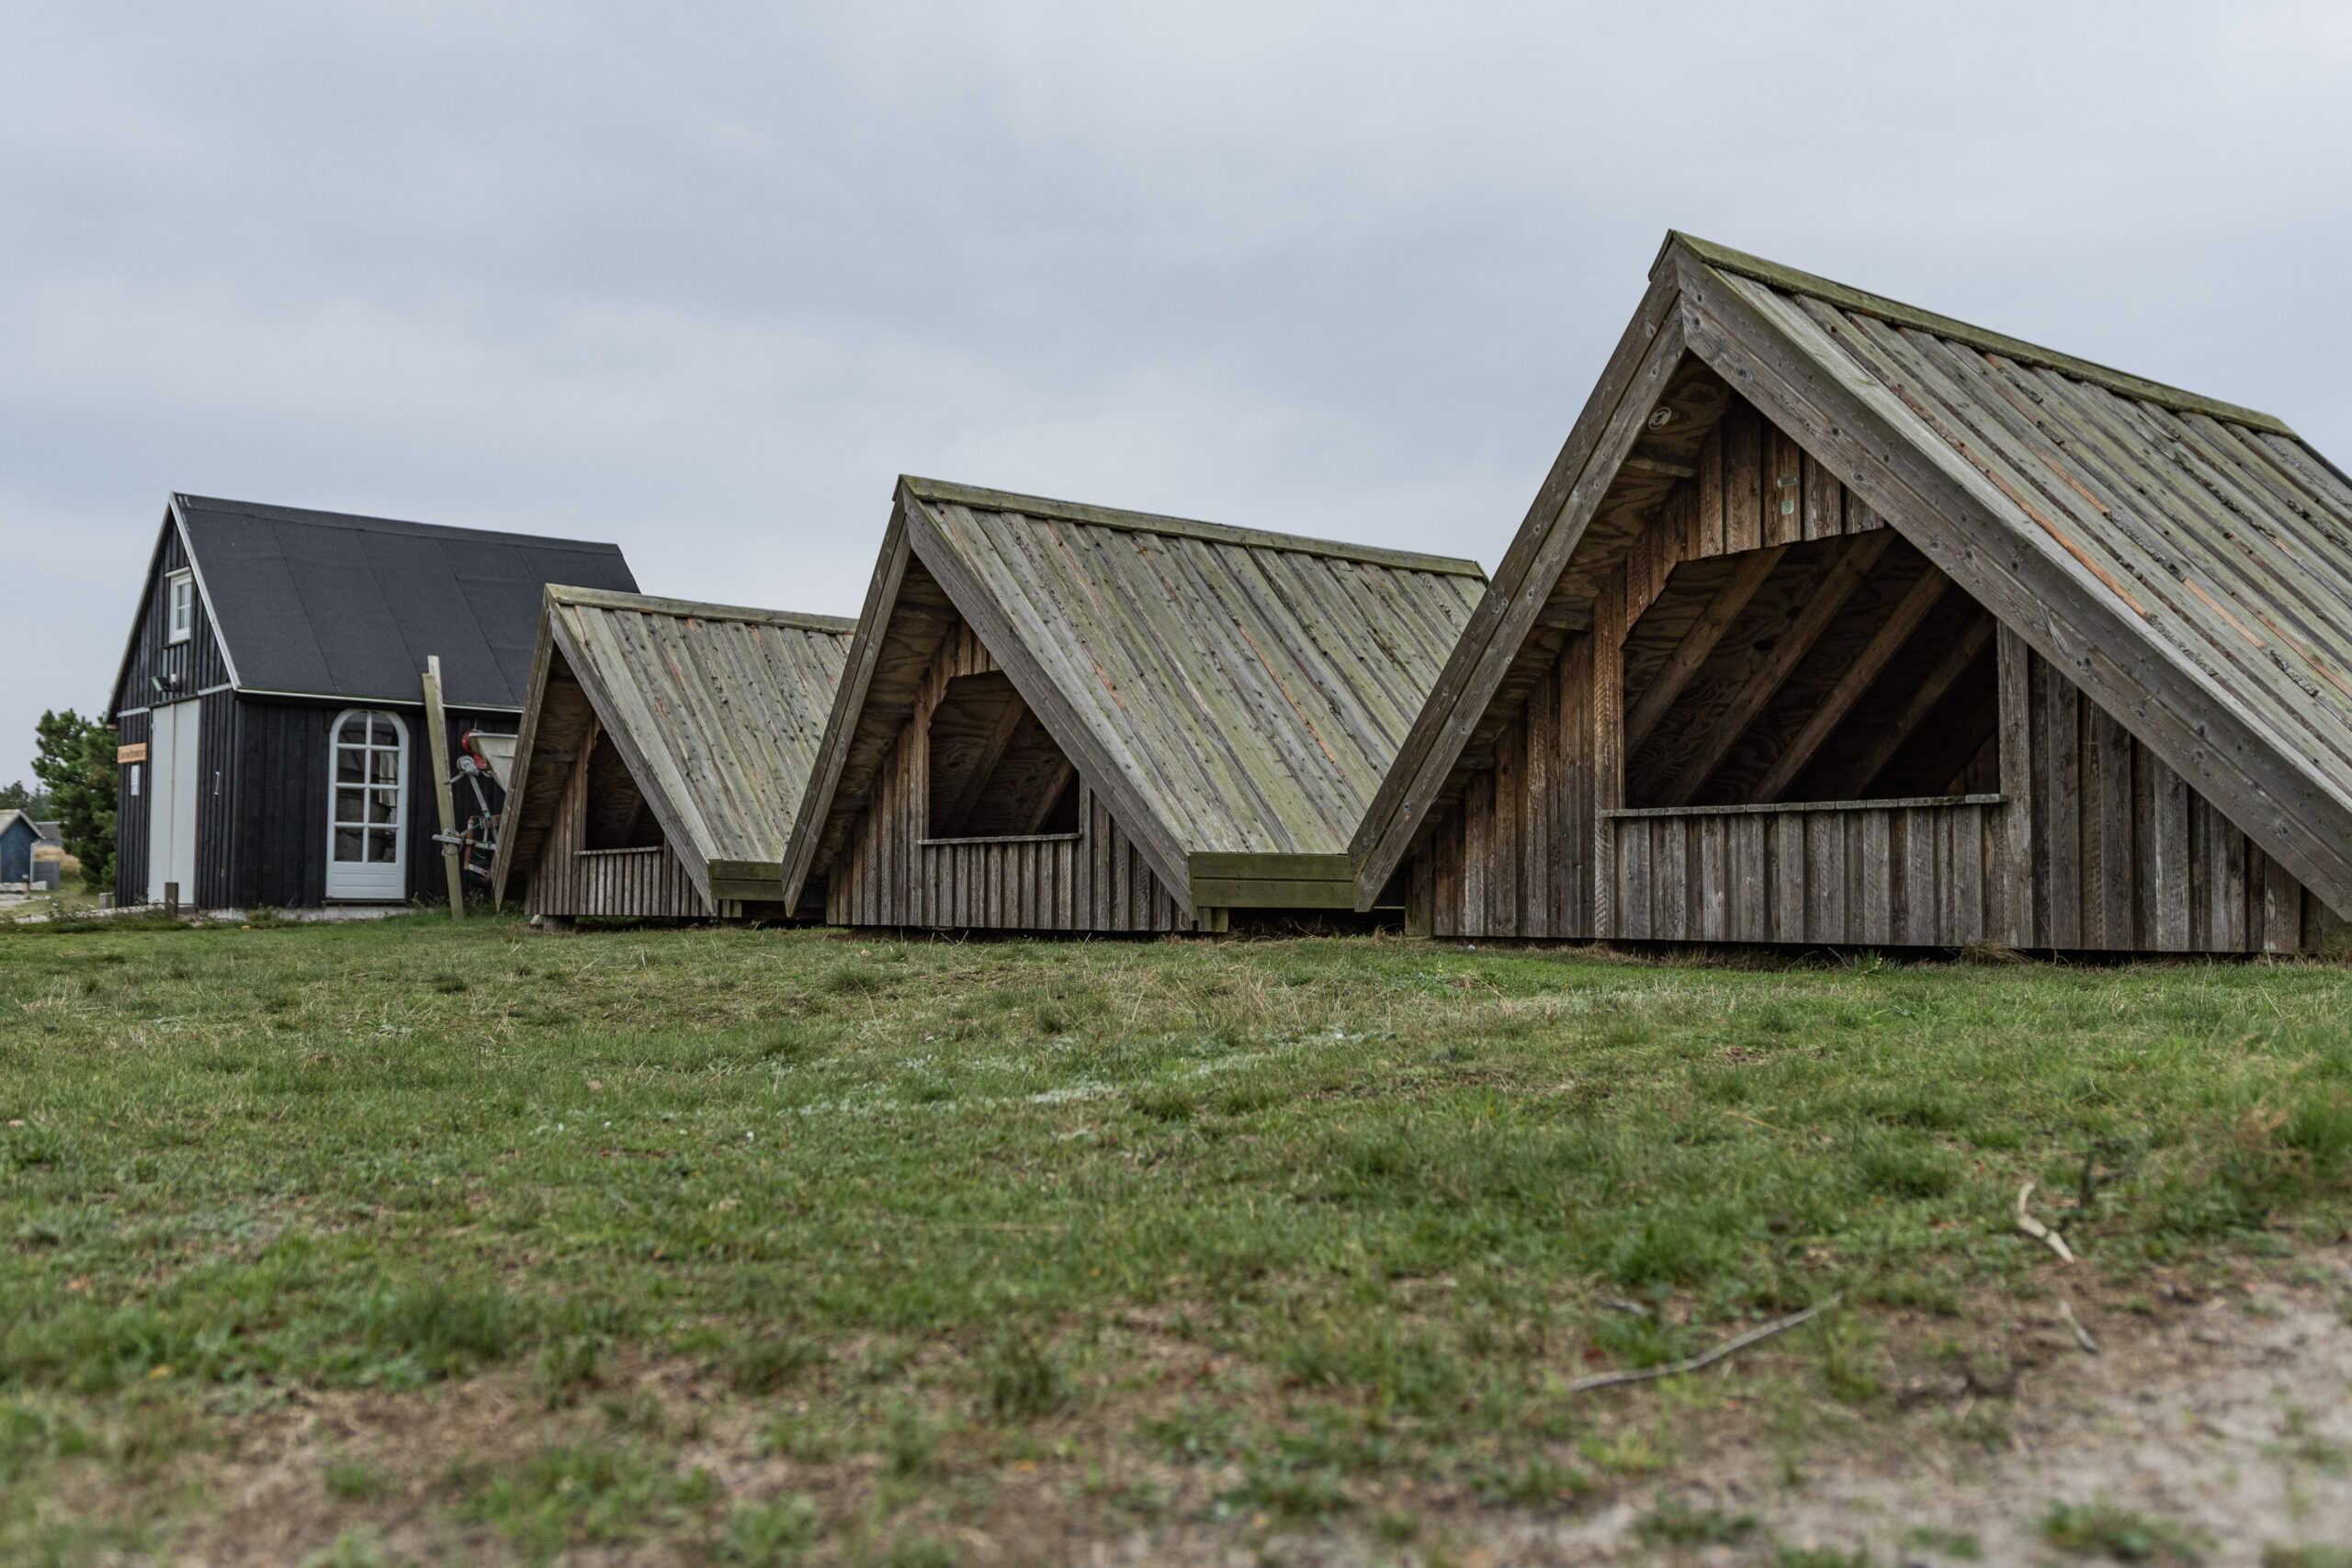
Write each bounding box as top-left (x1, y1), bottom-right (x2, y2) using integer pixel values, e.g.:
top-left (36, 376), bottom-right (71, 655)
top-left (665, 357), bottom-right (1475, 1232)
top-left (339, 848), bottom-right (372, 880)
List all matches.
top-left (1349, 269), bottom-right (1692, 905)
top-left (489, 590), bottom-right (564, 902)
top-left (778, 489), bottom-right (921, 909)
top-left (548, 603), bottom-right (718, 897)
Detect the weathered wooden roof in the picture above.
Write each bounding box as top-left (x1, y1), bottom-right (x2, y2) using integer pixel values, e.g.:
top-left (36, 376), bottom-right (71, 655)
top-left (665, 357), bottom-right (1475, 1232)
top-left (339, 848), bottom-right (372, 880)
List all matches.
top-left (493, 587), bottom-right (854, 906)
top-left (1355, 231), bottom-right (2352, 914)
top-left (783, 478), bottom-right (1486, 909)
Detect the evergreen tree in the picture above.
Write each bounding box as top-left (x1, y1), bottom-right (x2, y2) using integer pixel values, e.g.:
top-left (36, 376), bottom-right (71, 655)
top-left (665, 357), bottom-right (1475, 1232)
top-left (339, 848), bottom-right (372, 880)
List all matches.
top-left (0, 780), bottom-right (48, 815)
top-left (31, 711), bottom-right (116, 889)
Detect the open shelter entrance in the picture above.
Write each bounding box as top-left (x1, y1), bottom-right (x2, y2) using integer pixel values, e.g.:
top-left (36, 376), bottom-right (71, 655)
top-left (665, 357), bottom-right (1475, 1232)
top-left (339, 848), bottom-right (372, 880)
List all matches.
top-left (1354, 231), bottom-right (2349, 953)
top-left (1622, 532), bottom-right (1998, 811)
top-left (924, 671), bottom-right (1080, 840)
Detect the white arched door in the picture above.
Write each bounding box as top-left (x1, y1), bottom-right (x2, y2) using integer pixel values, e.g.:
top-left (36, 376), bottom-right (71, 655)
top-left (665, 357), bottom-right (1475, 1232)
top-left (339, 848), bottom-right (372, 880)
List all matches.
top-left (326, 709), bottom-right (409, 900)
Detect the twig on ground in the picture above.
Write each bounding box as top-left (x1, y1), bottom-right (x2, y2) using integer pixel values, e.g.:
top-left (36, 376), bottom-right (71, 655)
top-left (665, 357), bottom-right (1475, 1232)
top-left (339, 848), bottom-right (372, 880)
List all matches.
top-left (1724, 1108), bottom-right (1790, 1134)
top-left (1567, 1296), bottom-right (1841, 1393)
top-left (2057, 1298), bottom-right (2098, 1354)
top-left (2015, 1181), bottom-right (2076, 1263)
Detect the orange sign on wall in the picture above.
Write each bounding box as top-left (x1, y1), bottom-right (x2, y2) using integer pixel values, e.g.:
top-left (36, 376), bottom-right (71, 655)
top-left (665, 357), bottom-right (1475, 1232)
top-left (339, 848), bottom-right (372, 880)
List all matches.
top-left (116, 742), bottom-right (148, 764)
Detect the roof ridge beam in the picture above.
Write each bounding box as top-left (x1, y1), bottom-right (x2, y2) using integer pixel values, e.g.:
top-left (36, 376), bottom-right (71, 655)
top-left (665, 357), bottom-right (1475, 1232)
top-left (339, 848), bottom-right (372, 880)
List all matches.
top-left (1659, 232), bottom-right (2292, 435)
top-left (546, 585), bottom-right (857, 631)
top-left (903, 476), bottom-right (1485, 578)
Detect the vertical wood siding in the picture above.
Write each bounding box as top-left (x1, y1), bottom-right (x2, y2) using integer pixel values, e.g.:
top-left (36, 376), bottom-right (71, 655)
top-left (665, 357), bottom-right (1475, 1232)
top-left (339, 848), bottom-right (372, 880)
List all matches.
top-left (2015, 645), bottom-right (2310, 953)
top-left (229, 700), bottom-right (329, 908)
top-left (195, 691), bottom-right (237, 907)
top-left (115, 524), bottom-right (232, 715)
top-left (1604, 801), bottom-right (1996, 945)
top-left (214, 699), bottom-right (509, 909)
top-left (1406, 409), bottom-right (2326, 952)
top-left (112, 710), bottom-right (152, 905)
top-left (826, 618), bottom-right (1188, 931)
top-left (524, 739), bottom-right (709, 918)
top-left (116, 519), bottom-right (525, 909)
top-left (114, 523), bottom-right (232, 905)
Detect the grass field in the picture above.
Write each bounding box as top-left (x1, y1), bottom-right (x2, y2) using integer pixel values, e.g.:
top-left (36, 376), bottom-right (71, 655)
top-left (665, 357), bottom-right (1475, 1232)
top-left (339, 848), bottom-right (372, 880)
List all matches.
top-left (2, 910), bottom-right (2349, 1564)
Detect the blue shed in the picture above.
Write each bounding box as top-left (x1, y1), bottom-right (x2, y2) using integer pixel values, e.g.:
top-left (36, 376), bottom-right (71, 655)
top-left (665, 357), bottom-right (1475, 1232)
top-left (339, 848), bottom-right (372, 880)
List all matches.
top-left (0, 811), bottom-right (38, 886)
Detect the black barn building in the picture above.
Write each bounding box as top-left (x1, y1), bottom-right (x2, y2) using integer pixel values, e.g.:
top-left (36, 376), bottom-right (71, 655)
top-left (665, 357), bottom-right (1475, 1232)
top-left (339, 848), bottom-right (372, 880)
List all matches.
top-left (106, 495), bottom-right (638, 908)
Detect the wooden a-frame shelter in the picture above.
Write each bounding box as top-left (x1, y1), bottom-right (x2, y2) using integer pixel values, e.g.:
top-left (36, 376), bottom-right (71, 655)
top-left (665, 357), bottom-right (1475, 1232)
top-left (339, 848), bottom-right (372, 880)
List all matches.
top-left (780, 478), bottom-right (1486, 932)
top-left (493, 587), bottom-right (854, 922)
top-left (1352, 233), bottom-right (2352, 953)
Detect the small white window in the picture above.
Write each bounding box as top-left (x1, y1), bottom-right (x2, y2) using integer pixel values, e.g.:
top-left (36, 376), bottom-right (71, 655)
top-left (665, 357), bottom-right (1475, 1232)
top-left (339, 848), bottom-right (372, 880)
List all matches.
top-left (130, 765), bottom-right (141, 798)
top-left (165, 570), bottom-right (195, 645)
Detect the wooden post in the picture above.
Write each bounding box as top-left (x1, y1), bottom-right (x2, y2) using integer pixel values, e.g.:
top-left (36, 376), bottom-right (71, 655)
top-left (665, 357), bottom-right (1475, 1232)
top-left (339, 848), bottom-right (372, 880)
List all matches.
top-left (422, 655), bottom-right (464, 921)
top-left (1995, 624), bottom-right (2034, 946)
top-left (164, 881), bottom-right (179, 920)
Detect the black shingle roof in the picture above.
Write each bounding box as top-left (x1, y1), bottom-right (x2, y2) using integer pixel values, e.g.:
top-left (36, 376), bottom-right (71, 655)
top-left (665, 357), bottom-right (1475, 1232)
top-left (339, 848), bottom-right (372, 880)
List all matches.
top-left (174, 495), bottom-right (638, 709)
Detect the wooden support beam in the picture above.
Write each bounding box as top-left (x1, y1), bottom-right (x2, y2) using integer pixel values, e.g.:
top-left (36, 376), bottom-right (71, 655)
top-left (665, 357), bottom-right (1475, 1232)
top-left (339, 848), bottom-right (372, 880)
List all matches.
top-left (1187, 852), bottom-right (1355, 910)
top-left (1842, 613), bottom-right (1996, 796)
top-left (1623, 546), bottom-right (1787, 756)
top-left (1755, 567), bottom-right (1950, 801)
top-left (1995, 623), bottom-right (2035, 946)
top-left (1917, 687), bottom-right (2001, 795)
top-left (1023, 758), bottom-right (1078, 834)
top-left (1623, 453), bottom-right (1698, 479)
top-left (422, 654), bottom-right (463, 921)
top-left (1659, 532), bottom-right (1895, 807)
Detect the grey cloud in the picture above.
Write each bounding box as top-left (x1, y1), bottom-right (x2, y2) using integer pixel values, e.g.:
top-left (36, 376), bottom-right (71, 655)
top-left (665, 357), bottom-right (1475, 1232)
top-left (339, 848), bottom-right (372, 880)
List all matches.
top-left (4, 2), bottom-right (2348, 778)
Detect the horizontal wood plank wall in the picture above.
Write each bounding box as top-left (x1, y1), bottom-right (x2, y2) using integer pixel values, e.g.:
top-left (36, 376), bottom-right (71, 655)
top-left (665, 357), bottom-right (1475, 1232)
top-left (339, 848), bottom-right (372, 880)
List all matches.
top-left (1411, 393), bottom-right (2334, 952)
top-left (526, 740), bottom-right (709, 918)
top-left (826, 616), bottom-right (1189, 931)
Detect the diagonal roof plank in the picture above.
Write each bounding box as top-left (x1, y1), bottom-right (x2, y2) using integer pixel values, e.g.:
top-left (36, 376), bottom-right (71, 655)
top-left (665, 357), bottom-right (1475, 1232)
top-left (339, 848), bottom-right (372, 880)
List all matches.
top-left (492, 586), bottom-right (853, 909)
top-left (1353, 231), bottom-right (2352, 915)
top-left (781, 478), bottom-right (1487, 913)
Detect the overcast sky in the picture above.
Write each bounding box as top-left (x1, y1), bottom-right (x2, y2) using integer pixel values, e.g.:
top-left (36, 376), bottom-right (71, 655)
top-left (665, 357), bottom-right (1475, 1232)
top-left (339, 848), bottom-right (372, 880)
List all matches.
top-left (4, 2), bottom-right (2349, 784)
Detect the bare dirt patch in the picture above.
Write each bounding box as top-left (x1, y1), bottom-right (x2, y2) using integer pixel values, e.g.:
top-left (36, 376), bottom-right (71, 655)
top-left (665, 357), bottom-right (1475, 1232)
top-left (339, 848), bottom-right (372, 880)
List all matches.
top-left (108, 1251), bottom-right (2352, 1565)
